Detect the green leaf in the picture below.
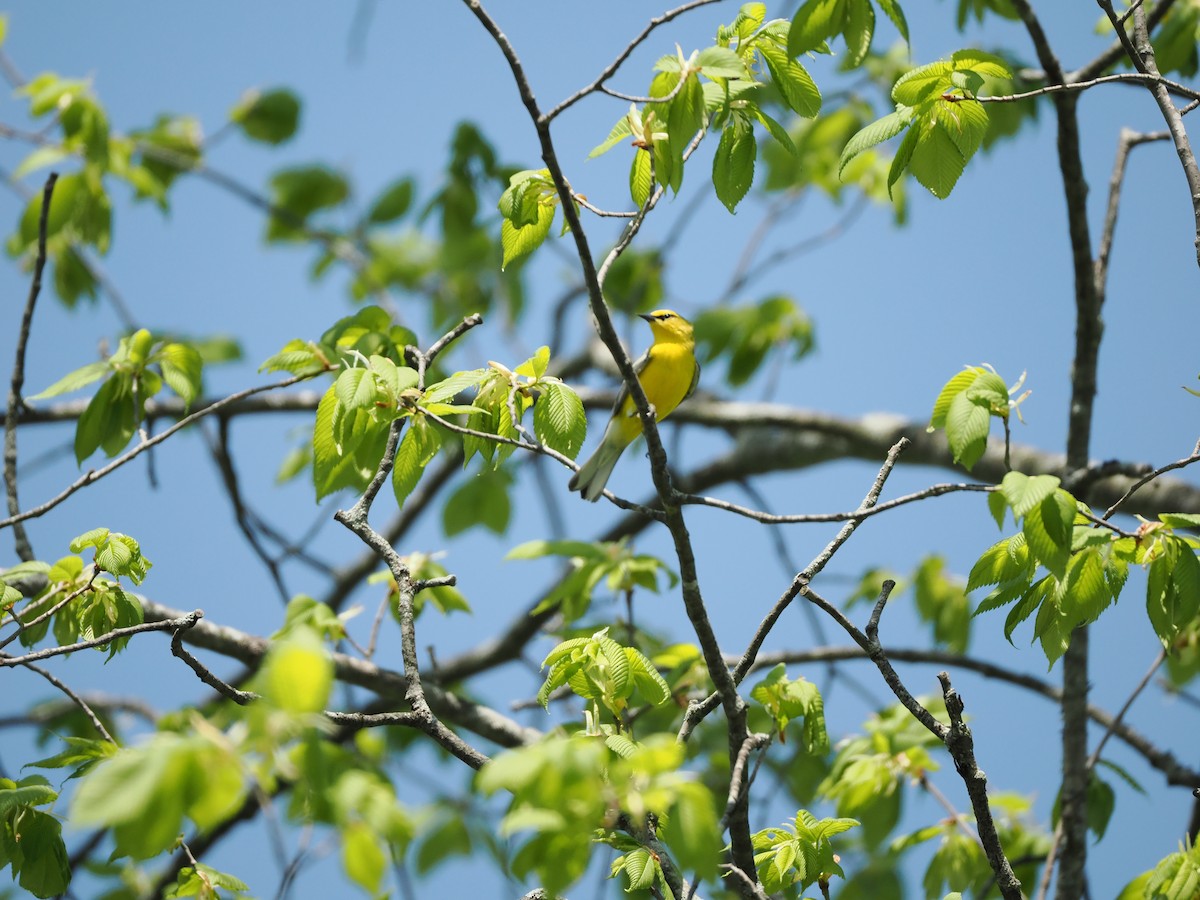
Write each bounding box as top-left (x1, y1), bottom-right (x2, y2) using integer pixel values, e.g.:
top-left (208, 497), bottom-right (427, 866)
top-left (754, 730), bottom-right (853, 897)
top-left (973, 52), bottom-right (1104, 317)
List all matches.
top-left (443, 468), bottom-right (512, 536)
top-left (788, 0), bottom-right (846, 56)
top-left (589, 113), bottom-right (634, 159)
top-left (840, 107), bottom-right (914, 177)
top-left (630, 149), bottom-right (653, 208)
top-left (342, 821), bottom-right (386, 894)
top-left (696, 45), bottom-right (750, 79)
top-left (392, 416), bottom-right (442, 508)
top-left (533, 382), bottom-right (587, 459)
top-left (230, 87), bottom-right (300, 145)
top-left (945, 390), bottom-right (989, 469)
top-left (157, 342), bottom-right (203, 407)
top-left (366, 177), bottom-right (414, 224)
top-left (260, 628), bottom-right (333, 714)
top-left (0, 778), bottom-right (57, 814)
top-left (74, 373), bottom-right (133, 464)
top-left (755, 107), bottom-right (799, 156)
top-left (29, 360), bottom-right (110, 400)
top-left (887, 121), bottom-right (919, 194)
top-left (1002, 471), bottom-right (1060, 517)
top-left (892, 60), bottom-right (953, 106)
top-left (500, 199), bottom-right (554, 270)
top-left (12, 808), bottom-right (70, 898)
top-left (713, 118), bottom-right (757, 212)
top-left (1022, 491), bottom-right (1074, 580)
top-left (759, 43), bottom-right (822, 117)
top-left (267, 165), bottom-right (349, 241)
top-left (164, 863), bottom-right (250, 898)
top-left (876, 0), bottom-right (909, 42)
top-left (908, 115), bottom-right (968, 199)
top-left (843, 0), bottom-right (875, 67)
top-left (334, 366), bottom-right (377, 411)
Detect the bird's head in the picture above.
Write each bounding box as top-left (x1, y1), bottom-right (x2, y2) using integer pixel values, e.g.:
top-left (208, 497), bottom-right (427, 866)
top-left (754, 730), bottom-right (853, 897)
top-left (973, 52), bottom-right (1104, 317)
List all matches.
top-left (639, 309), bottom-right (694, 343)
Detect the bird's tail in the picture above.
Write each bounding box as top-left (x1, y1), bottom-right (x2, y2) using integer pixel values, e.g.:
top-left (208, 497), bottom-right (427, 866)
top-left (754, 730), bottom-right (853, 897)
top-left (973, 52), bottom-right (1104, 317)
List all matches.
top-left (568, 425), bottom-right (630, 502)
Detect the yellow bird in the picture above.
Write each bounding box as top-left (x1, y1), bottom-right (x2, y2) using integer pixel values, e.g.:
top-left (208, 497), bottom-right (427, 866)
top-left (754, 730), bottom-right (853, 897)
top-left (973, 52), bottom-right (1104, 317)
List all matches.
top-left (569, 309), bottom-right (700, 502)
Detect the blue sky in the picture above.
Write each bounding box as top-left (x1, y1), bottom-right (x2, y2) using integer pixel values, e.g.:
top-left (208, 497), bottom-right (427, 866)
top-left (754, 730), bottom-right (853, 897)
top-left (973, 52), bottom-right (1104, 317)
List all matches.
top-left (2, 1), bottom-right (1198, 896)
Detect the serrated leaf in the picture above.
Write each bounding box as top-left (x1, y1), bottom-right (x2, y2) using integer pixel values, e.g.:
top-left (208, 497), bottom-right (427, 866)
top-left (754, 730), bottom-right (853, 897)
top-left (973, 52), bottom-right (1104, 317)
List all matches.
top-left (533, 382), bottom-right (587, 459)
top-left (697, 45), bottom-right (751, 79)
top-left (945, 390), bottom-right (989, 469)
top-left (1004, 576), bottom-right (1050, 643)
top-left (909, 117), bottom-right (968, 199)
top-left (755, 107), bottom-right (799, 156)
top-left (759, 43), bottom-right (822, 117)
top-left (392, 416), bottom-right (441, 508)
top-left (876, 0), bottom-right (910, 42)
top-left (840, 107), bottom-right (914, 177)
top-left (788, 0), bottom-right (846, 56)
top-left (713, 119), bottom-right (756, 213)
top-left (1003, 471), bottom-right (1060, 517)
top-left (843, 0), bottom-right (875, 67)
top-left (500, 200), bottom-right (554, 270)
top-left (630, 148), bottom-right (653, 208)
top-left (157, 342), bottom-right (203, 407)
top-left (887, 119), bottom-right (919, 194)
top-left (589, 113), bottom-right (634, 159)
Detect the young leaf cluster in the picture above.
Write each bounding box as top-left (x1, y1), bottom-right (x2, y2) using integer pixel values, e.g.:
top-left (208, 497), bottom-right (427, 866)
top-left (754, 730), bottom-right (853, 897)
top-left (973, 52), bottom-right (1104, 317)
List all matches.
top-left (840, 51), bottom-right (1012, 198)
top-left (969, 476), bottom-right (1200, 669)
top-left (0, 776), bottom-right (71, 898)
top-left (818, 698), bottom-right (947, 846)
top-left (693, 295), bottom-right (814, 386)
top-left (507, 538), bottom-right (678, 623)
top-left (477, 734), bottom-right (720, 898)
top-left (587, 4), bottom-right (827, 215)
top-left (750, 662), bottom-right (829, 753)
top-left (4, 532), bottom-right (149, 659)
top-left (458, 346), bottom-right (588, 469)
top-left (751, 809), bottom-right (859, 895)
top-left (33, 329), bottom-right (203, 464)
top-left (536, 628), bottom-right (671, 729)
top-left (1118, 835), bottom-right (1200, 900)
top-left (927, 364), bottom-right (1027, 470)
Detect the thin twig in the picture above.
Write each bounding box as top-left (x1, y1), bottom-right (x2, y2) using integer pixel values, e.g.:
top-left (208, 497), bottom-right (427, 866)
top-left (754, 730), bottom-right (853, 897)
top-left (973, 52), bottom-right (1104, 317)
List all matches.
top-left (4, 172), bottom-right (56, 562)
top-left (19, 659), bottom-right (115, 742)
top-left (334, 317), bottom-right (490, 770)
top-left (171, 628), bottom-right (259, 705)
top-left (0, 610), bottom-right (203, 667)
top-left (681, 480), bottom-right (993, 524)
top-left (0, 374), bottom-right (311, 531)
top-left (978, 70), bottom-right (1200, 105)
top-left (1103, 443), bottom-right (1200, 519)
top-left (0, 565), bottom-right (100, 651)
top-left (544, 0), bottom-right (724, 122)
top-left (677, 440), bottom-right (909, 744)
top-left (464, 0), bottom-right (756, 883)
top-left (1095, 128), bottom-right (1171, 307)
top-left (1101, 0), bottom-right (1200, 268)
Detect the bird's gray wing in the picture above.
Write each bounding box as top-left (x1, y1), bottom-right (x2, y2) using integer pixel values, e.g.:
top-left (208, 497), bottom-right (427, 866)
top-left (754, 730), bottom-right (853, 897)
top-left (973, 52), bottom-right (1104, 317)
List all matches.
top-left (684, 356), bottom-right (701, 401)
top-left (610, 347), bottom-right (653, 419)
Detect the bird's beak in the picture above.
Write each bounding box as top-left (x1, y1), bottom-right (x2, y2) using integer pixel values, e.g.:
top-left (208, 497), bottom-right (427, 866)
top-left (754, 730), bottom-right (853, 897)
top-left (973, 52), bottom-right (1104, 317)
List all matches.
top-left (638, 313), bottom-right (654, 322)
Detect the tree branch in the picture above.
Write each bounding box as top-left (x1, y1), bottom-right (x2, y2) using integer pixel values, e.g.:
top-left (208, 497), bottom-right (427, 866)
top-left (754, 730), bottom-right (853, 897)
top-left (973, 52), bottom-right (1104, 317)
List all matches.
top-left (0, 609), bottom-right (203, 667)
top-left (1100, 0), bottom-right (1200, 268)
top-left (0, 374), bottom-right (311, 531)
top-left (4, 171), bottom-right (56, 562)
